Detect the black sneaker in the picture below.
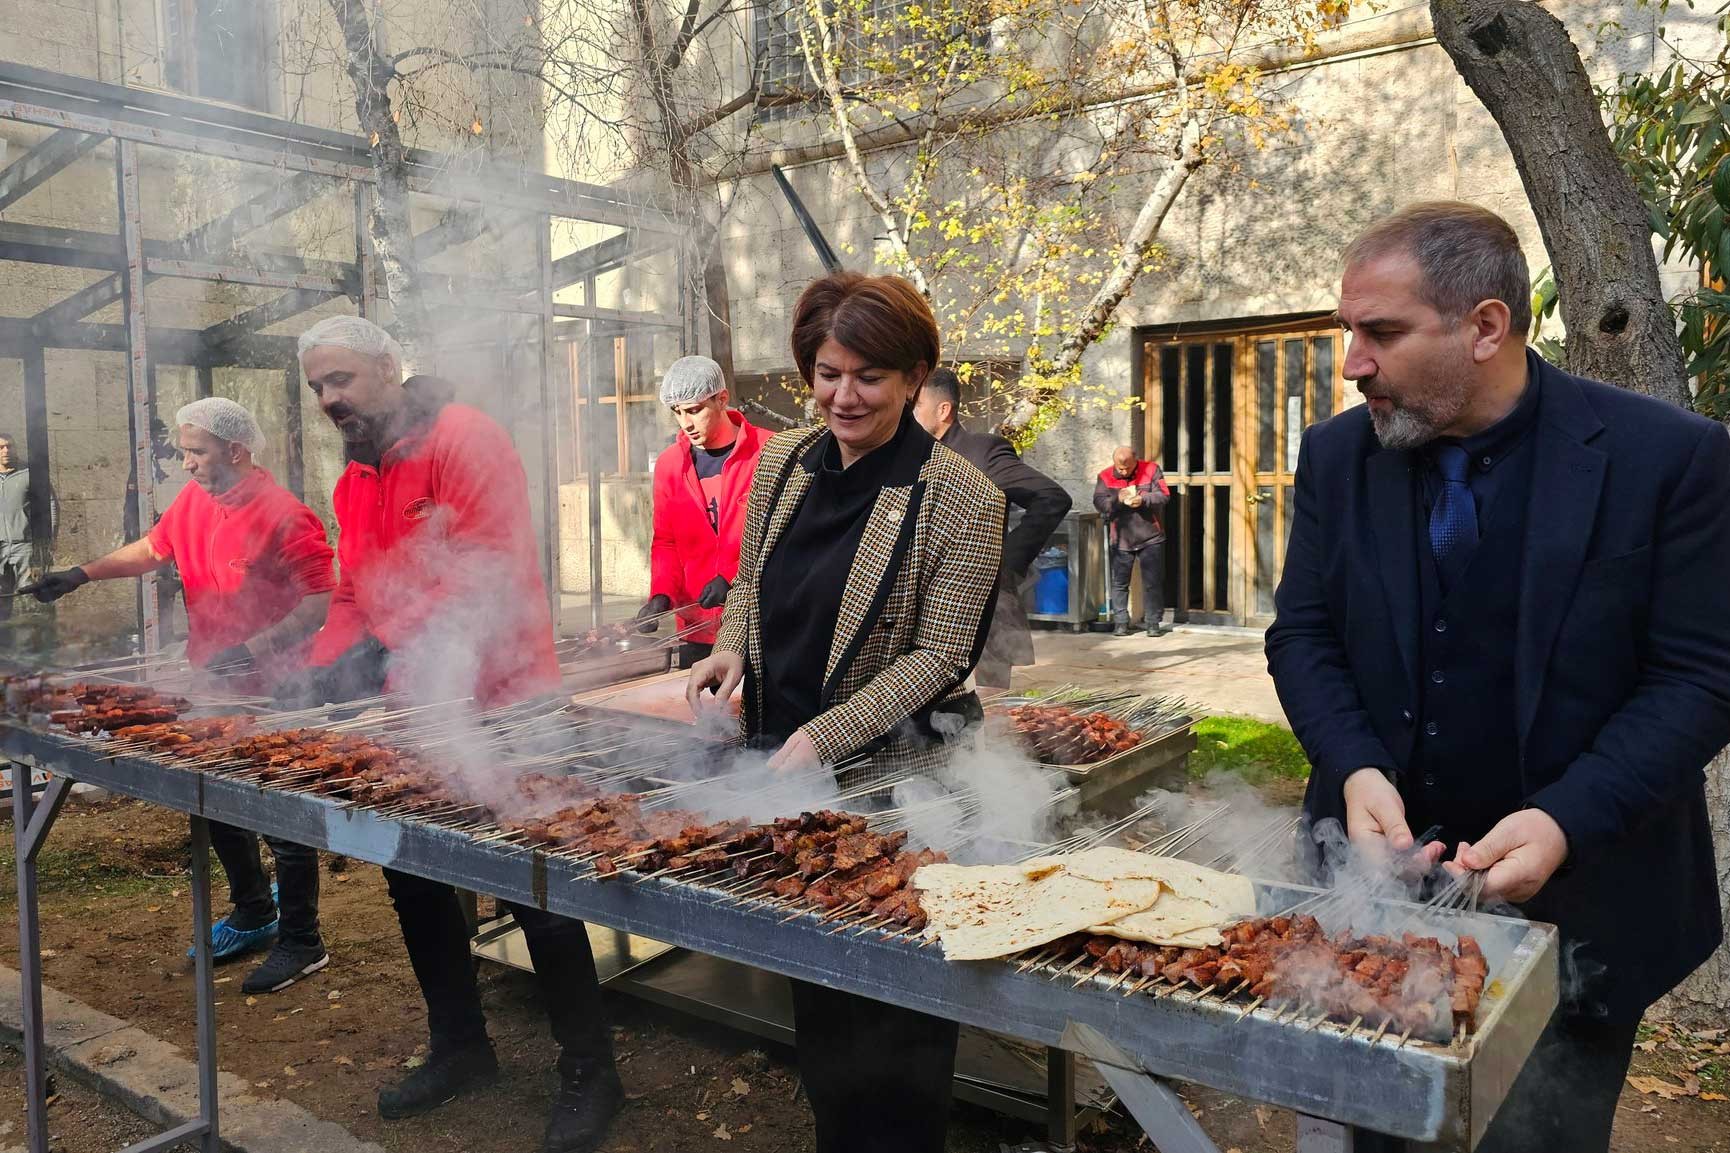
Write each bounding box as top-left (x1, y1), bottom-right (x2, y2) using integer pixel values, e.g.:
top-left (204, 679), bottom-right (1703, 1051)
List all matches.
top-left (542, 1063), bottom-right (624, 1153)
top-left (239, 941), bottom-right (330, 994)
top-left (379, 1045), bottom-right (500, 1120)
top-left (1146, 624), bottom-right (1167, 637)
top-left (1112, 622), bottom-right (1131, 637)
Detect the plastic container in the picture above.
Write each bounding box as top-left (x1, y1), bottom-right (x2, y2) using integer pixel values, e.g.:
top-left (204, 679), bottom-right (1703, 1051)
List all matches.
top-left (1033, 548), bottom-right (1069, 614)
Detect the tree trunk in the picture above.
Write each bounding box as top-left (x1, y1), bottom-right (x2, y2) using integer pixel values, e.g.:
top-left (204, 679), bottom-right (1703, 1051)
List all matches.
top-left (1429, 0), bottom-right (1688, 403)
top-left (328, 0), bottom-right (428, 360)
top-left (1050, 118), bottom-right (1203, 376)
top-left (1432, 0), bottom-right (1727, 1020)
top-left (702, 235), bottom-right (736, 383)
top-left (1666, 748), bottom-right (1730, 1026)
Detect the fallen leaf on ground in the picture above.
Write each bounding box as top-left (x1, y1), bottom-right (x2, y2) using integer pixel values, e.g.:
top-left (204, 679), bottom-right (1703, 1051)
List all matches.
top-left (1628, 1075), bottom-right (1690, 1100)
top-left (730, 1078), bottom-right (750, 1097)
top-left (1693, 1028), bottom-right (1724, 1042)
top-left (334, 1056), bottom-right (354, 1067)
top-left (1253, 1105), bottom-right (1273, 1129)
top-left (283, 1065), bottom-right (297, 1077)
top-left (41, 949), bottom-right (57, 959)
top-left (1701, 1092), bottom-right (1728, 1102)
top-left (245, 996), bottom-right (257, 1006)
top-left (737, 1124), bottom-right (752, 1134)
top-left (327, 990), bottom-right (342, 1000)
top-left (695, 1111), bottom-right (710, 1121)
top-left (254, 1081), bottom-right (272, 1089)
top-left (1636, 1039), bottom-right (1659, 1052)
top-left (146, 905), bottom-right (161, 913)
top-left (712, 1123), bottom-right (732, 1140)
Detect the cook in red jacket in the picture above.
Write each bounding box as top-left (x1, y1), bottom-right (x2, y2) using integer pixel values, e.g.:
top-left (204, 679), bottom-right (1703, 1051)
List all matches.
top-left (27, 397), bottom-right (336, 995)
top-left (634, 355), bottom-right (767, 665)
top-left (293, 316), bottom-right (620, 1153)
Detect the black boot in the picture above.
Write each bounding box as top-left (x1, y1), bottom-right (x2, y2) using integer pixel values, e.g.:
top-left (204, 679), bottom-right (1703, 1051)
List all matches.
top-left (542, 1061), bottom-right (624, 1153)
top-left (378, 1043), bottom-right (499, 1120)
top-left (1112, 621), bottom-right (1131, 637)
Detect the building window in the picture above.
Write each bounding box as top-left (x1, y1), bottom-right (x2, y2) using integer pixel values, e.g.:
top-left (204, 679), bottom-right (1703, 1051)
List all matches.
top-left (163, 0), bottom-right (279, 113)
top-left (753, 0), bottom-right (810, 121)
top-left (564, 334), bottom-right (668, 477)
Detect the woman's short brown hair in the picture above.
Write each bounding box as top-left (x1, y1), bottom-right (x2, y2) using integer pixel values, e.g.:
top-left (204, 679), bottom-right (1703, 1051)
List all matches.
top-left (790, 272), bottom-right (940, 388)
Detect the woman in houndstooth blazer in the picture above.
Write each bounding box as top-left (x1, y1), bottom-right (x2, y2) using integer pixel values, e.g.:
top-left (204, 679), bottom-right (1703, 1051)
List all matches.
top-left (686, 272), bottom-right (1005, 1153)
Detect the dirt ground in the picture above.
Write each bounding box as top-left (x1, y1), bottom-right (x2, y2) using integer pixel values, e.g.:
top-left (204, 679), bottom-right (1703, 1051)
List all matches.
top-left (2, 797), bottom-right (1727, 1153)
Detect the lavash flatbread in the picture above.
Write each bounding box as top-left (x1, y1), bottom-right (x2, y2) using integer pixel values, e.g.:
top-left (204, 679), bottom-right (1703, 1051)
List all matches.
top-left (912, 861), bottom-right (1164, 961)
top-left (1075, 850), bottom-right (1258, 946)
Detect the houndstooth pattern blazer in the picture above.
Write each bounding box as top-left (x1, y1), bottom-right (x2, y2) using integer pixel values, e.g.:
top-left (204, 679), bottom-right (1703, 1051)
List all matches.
top-left (713, 421), bottom-right (1006, 787)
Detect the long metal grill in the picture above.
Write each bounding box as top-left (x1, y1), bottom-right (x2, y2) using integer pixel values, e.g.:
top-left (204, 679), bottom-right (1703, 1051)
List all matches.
top-left (0, 679), bottom-right (1559, 1149)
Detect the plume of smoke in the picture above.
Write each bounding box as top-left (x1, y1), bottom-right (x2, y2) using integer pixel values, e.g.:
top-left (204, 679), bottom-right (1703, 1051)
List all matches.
top-left (885, 713), bottom-right (1060, 863)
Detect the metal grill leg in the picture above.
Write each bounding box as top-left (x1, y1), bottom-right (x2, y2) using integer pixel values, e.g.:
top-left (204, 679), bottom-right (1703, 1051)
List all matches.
top-left (1295, 1115), bottom-right (1356, 1152)
top-left (1045, 1047), bottom-right (1077, 1149)
top-left (13, 764), bottom-right (69, 1153)
top-left (1094, 1064), bottom-right (1220, 1153)
top-left (189, 816), bottom-right (221, 1152)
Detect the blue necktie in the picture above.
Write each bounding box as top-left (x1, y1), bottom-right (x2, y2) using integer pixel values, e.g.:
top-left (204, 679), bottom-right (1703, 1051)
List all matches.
top-left (1428, 444), bottom-right (1479, 568)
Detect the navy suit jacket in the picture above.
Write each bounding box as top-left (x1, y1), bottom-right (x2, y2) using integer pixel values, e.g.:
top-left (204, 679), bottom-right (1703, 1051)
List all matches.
top-left (1266, 351), bottom-right (1730, 1018)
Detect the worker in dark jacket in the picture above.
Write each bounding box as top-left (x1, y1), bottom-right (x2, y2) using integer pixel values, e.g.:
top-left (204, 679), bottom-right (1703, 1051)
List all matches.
top-left (1091, 447), bottom-right (1169, 636)
top-left (913, 368), bottom-right (1071, 686)
top-left (1266, 202), bottom-right (1730, 1153)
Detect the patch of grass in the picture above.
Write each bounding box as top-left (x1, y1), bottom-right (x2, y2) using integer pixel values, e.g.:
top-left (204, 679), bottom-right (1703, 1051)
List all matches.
top-left (1188, 715), bottom-right (1312, 785)
top-left (0, 846), bottom-right (199, 901)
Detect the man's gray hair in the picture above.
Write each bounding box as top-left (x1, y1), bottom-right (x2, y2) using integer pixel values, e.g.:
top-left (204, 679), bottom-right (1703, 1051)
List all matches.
top-left (1342, 201), bottom-right (1532, 335)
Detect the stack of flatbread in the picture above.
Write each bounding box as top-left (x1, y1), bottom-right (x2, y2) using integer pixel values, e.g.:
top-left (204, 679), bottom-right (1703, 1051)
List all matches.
top-left (912, 846), bottom-right (1257, 961)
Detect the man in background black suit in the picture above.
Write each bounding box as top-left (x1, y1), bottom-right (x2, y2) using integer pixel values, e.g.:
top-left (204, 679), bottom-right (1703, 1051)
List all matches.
top-left (914, 368), bottom-right (1071, 687)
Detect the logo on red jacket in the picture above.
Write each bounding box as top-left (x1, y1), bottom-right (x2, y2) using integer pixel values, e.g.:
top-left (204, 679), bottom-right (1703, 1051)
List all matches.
top-left (402, 497), bottom-right (436, 522)
top-left (226, 557), bottom-right (251, 573)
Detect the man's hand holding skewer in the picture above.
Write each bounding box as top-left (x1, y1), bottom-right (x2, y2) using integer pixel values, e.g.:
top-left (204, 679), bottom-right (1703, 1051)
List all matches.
top-left (1342, 767), bottom-right (1446, 873)
top-left (1445, 810), bottom-right (1569, 904)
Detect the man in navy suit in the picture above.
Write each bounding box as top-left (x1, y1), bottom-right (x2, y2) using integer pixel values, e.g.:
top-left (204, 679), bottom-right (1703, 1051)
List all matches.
top-left (1267, 201), bottom-right (1730, 1153)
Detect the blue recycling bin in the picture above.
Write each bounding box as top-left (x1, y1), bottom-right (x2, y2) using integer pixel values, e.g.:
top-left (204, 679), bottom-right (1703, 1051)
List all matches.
top-left (1033, 549), bottom-right (1069, 614)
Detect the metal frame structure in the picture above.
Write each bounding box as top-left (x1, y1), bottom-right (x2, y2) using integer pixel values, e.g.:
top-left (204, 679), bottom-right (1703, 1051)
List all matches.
top-left (0, 60), bottom-right (686, 639)
top-left (6, 722), bottom-right (1561, 1153)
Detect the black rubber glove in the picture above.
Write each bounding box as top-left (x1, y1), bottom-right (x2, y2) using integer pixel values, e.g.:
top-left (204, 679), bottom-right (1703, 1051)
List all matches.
top-left (270, 668), bottom-right (328, 712)
top-left (206, 644), bottom-right (256, 676)
top-left (23, 567), bottom-right (88, 604)
top-left (697, 575), bottom-right (731, 610)
top-left (636, 593), bottom-right (673, 634)
top-left (324, 636), bottom-right (390, 703)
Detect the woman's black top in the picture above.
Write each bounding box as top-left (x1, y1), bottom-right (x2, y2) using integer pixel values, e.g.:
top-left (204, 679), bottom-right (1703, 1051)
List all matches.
top-left (757, 412), bottom-right (913, 743)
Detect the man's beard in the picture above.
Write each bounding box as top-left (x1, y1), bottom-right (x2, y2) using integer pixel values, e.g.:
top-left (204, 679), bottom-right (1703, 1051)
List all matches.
top-left (1365, 362), bottom-right (1470, 451)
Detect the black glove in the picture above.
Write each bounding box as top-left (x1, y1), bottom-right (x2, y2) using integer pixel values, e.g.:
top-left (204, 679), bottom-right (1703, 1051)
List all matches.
top-left (23, 567), bottom-right (88, 604)
top-left (270, 637), bottom-right (388, 711)
top-left (324, 636), bottom-right (390, 703)
top-left (697, 575), bottom-right (731, 610)
top-left (635, 593), bottom-right (673, 633)
top-left (206, 644), bottom-right (256, 677)
top-left (270, 669), bottom-right (327, 712)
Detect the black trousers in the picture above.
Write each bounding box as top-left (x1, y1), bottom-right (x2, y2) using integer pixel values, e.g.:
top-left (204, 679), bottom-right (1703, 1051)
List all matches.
top-left (1109, 543), bottom-right (1164, 628)
top-left (679, 641), bottom-right (714, 668)
top-left (207, 820), bottom-right (322, 949)
top-left (790, 980), bottom-right (959, 1153)
top-left (382, 868), bottom-right (614, 1075)
top-left (1355, 1009), bottom-right (1639, 1153)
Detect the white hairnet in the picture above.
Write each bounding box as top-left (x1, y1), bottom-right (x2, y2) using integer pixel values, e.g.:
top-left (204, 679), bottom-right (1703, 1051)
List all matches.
top-left (297, 315), bottom-right (405, 377)
top-left (175, 397), bottom-right (267, 458)
top-left (658, 356), bottom-right (727, 407)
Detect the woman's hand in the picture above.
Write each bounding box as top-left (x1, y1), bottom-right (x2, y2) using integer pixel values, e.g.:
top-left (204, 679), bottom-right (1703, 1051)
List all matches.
top-left (686, 649), bottom-right (745, 717)
top-left (767, 728), bottom-right (821, 773)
